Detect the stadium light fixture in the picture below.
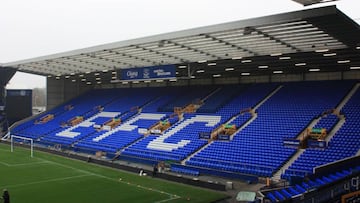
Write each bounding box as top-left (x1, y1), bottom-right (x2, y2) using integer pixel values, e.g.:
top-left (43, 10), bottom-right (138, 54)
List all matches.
top-left (279, 56), bottom-right (291, 60)
top-left (86, 82), bottom-right (92, 85)
top-left (70, 72), bottom-right (75, 75)
top-left (270, 53), bottom-right (282, 56)
top-left (79, 74), bottom-right (84, 77)
top-left (169, 79), bottom-right (177, 82)
top-left (196, 70), bottom-right (205, 73)
top-left (323, 53), bottom-right (336, 57)
top-left (337, 60), bottom-right (350, 64)
top-left (72, 79), bottom-right (76, 82)
top-left (122, 81), bottom-right (128, 84)
top-left (225, 67), bottom-right (234, 71)
top-left (55, 77), bottom-right (60, 80)
top-left (65, 75), bottom-right (70, 79)
top-left (315, 49), bottom-right (329, 53)
top-left (85, 71), bottom-right (91, 74)
top-left (81, 78), bottom-right (86, 82)
top-left (295, 63), bottom-right (306, 66)
top-left (47, 75), bottom-right (52, 78)
top-left (241, 72), bottom-right (250, 76)
top-left (198, 60), bottom-right (207, 63)
top-left (94, 73), bottom-right (100, 76)
top-left (96, 78), bottom-right (101, 81)
top-left (112, 71), bottom-right (117, 74)
top-left (144, 80), bottom-right (151, 83)
top-left (309, 68), bottom-right (320, 72)
top-left (212, 74), bottom-right (221, 78)
top-left (178, 65), bottom-right (187, 69)
top-left (111, 76), bottom-right (117, 80)
top-left (350, 67), bottom-right (360, 70)
top-left (273, 70), bottom-right (283, 74)
top-left (132, 81), bottom-right (139, 84)
top-left (241, 59), bottom-right (252, 63)
top-left (356, 46), bottom-right (360, 50)
top-left (97, 81), bottom-right (102, 84)
top-left (156, 80), bottom-right (164, 82)
top-left (258, 65), bottom-right (269, 69)
top-left (231, 56), bottom-right (242, 60)
top-left (190, 76), bottom-right (196, 79)
top-left (102, 69), bottom-right (108, 73)
top-left (208, 63), bottom-right (216, 66)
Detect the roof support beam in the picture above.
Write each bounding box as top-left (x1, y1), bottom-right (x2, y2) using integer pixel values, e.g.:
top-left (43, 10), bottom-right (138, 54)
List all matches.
top-left (166, 40), bottom-right (223, 60)
top-left (49, 57), bottom-right (93, 72)
top-left (201, 34), bottom-right (259, 56)
top-left (135, 44), bottom-right (189, 63)
top-left (65, 57), bottom-right (107, 71)
top-left (253, 28), bottom-right (302, 52)
top-left (108, 49), bottom-right (157, 67)
top-left (82, 53), bottom-right (132, 69)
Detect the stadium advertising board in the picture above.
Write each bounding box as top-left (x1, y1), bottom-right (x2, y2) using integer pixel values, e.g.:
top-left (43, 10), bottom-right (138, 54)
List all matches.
top-left (120, 65), bottom-right (175, 81)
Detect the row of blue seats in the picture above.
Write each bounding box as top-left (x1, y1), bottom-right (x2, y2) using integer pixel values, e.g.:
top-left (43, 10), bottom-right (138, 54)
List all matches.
top-left (170, 165), bottom-right (200, 176)
top-left (268, 167), bottom-right (359, 202)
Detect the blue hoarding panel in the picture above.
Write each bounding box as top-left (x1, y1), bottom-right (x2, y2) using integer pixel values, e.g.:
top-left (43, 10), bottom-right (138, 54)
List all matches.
top-left (308, 139), bottom-right (327, 148)
top-left (199, 132), bottom-right (211, 139)
top-left (218, 134), bottom-right (230, 140)
top-left (283, 138), bottom-right (300, 147)
top-left (120, 65), bottom-right (176, 81)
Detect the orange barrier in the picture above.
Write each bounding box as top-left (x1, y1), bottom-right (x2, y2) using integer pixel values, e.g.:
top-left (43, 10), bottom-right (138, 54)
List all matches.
top-left (149, 120), bottom-right (170, 134)
top-left (36, 114), bottom-right (54, 124)
top-left (68, 116), bottom-right (83, 126)
top-left (104, 118), bottom-right (121, 129)
top-left (210, 124), bottom-right (237, 140)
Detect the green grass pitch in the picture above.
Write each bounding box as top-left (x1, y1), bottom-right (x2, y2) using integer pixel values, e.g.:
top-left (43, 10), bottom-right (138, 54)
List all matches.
top-left (0, 143), bottom-right (227, 203)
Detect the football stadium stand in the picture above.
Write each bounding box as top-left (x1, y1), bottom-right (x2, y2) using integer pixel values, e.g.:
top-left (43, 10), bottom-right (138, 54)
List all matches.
top-left (10, 81), bottom-right (360, 183)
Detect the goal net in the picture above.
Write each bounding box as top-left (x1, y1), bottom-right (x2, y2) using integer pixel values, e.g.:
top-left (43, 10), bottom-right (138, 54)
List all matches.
top-left (10, 135), bottom-right (34, 158)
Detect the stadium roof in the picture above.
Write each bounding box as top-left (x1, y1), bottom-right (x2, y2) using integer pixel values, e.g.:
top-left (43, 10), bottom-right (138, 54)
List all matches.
top-left (2, 5), bottom-right (360, 81)
top-left (292, 0), bottom-right (339, 6)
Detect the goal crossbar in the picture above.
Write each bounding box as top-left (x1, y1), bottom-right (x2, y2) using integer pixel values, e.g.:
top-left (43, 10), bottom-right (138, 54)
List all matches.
top-left (10, 135), bottom-right (34, 158)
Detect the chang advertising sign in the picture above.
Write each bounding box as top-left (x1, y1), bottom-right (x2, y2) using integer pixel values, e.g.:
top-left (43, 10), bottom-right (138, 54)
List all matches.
top-left (120, 65), bottom-right (175, 81)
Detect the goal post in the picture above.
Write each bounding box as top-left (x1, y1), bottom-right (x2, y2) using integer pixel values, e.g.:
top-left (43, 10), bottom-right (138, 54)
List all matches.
top-left (10, 135), bottom-right (34, 158)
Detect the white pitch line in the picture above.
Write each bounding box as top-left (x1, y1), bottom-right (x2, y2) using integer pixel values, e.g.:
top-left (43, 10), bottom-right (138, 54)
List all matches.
top-left (0, 161), bottom-right (50, 167)
top-left (37, 157), bottom-right (181, 202)
top-left (0, 174), bottom-right (91, 189)
top-left (0, 161), bottom-right (10, 166)
top-left (155, 195), bottom-right (181, 203)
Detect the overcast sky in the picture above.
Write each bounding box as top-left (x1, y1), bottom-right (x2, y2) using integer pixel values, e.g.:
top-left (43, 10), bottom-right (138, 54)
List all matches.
top-left (3, 0), bottom-right (359, 89)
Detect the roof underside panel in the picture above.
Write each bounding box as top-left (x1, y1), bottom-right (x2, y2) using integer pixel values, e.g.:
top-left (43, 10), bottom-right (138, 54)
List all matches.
top-left (3, 6), bottom-right (360, 79)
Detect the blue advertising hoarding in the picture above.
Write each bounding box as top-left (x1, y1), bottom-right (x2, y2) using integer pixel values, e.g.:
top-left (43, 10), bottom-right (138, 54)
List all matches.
top-left (120, 65), bottom-right (176, 81)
